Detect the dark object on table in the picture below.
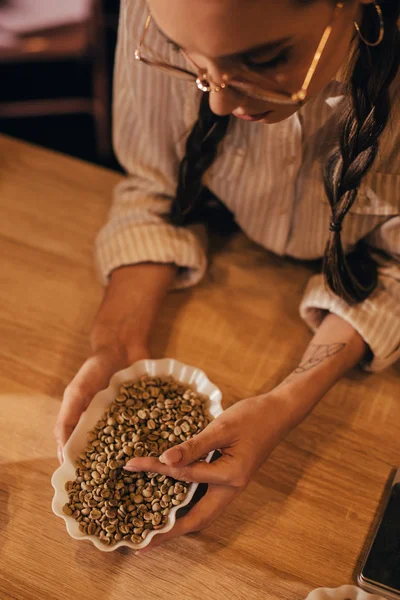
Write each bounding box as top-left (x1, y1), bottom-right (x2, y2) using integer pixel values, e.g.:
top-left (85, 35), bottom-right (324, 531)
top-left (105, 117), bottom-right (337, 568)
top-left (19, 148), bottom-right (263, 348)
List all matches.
top-left (176, 451), bottom-right (222, 519)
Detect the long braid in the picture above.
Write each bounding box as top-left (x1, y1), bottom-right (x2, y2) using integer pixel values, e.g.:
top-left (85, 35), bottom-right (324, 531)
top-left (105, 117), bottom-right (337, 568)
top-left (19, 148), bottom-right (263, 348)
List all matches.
top-left (323, 1), bottom-right (400, 304)
top-left (170, 93), bottom-right (230, 226)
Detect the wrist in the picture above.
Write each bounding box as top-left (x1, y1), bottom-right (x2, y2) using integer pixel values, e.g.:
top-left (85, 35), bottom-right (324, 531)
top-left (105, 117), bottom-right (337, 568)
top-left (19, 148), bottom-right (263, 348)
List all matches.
top-left (256, 377), bottom-right (329, 437)
top-left (92, 262), bottom-right (176, 355)
top-left (274, 369), bottom-right (326, 403)
top-left (255, 392), bottom-right (299, 441)
top-left (90, 319), bottom-right (150, 359)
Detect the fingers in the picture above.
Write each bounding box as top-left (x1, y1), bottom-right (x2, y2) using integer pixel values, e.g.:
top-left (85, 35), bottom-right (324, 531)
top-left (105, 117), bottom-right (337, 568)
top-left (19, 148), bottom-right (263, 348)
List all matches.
top-left (54, 347), bottom-right (129, 449)
top-left (57, 444), bottom-right (64, 465)
top-left (124, 453), bottom-right (238, 485)
top-left (136, 484), bottom-right (237, 554)
top-left (157, 419), bottom-right (229, 467)
top-left (54, 377), bottom-right (93, 448)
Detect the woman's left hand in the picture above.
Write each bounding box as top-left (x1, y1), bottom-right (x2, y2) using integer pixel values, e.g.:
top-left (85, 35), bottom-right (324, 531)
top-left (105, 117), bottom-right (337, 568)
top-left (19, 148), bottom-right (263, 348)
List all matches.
top-left (124, 391), bottom-right (294, 554)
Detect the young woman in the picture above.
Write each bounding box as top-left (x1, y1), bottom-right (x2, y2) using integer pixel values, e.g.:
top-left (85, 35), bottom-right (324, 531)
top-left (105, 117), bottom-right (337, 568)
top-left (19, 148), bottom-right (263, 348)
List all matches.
top-left (55, 0), bottom-right (400, 552)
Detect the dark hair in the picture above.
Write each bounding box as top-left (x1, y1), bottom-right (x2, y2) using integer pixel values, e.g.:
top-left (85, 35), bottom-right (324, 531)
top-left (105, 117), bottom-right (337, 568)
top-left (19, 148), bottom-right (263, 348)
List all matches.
top-left (170, 94), bottom-right (231, 229)
top-left (170, 1), bottom-right (400, 304)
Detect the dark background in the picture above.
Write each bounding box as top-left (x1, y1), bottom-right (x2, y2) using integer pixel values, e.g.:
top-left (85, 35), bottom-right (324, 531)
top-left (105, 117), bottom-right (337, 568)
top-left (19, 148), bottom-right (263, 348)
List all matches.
top-left (0, 0), bottom-right (122, 171)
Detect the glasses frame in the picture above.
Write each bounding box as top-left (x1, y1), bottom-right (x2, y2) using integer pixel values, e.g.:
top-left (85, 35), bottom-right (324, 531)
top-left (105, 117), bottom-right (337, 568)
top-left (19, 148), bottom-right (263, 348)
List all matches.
top-left (134, 2), bottom-right (344, 106)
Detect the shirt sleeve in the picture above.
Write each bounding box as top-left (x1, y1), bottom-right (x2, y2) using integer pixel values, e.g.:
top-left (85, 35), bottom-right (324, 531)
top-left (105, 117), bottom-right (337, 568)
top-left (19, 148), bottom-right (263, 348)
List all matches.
top-left (299, 216), bottom-right (400, 372)
top-left (94, 0), bottom-right (207, 289)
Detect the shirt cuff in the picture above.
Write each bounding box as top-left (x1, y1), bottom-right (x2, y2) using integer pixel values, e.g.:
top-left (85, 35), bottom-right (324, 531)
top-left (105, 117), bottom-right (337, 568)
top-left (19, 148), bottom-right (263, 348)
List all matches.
top-left (94, 221), bottom-right (208, 290)
top-left (299, 274), bottom-right (400, 372)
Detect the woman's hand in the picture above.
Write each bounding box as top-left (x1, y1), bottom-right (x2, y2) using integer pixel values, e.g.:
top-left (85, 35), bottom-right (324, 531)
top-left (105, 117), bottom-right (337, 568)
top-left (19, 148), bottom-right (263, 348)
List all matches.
top-left (54, 342), bottom-right (150, 463)
top-left (123, 314), bottom-right (365, 554)
top-left (124, 392), bottom-right (294, 554)
top-left (54, 262), bottom-right (177, 463)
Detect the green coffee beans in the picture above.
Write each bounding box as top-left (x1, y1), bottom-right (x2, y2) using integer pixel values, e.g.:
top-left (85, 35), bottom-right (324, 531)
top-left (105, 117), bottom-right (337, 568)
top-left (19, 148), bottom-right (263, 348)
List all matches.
top-left (63, 375), bottom-right (210, 546)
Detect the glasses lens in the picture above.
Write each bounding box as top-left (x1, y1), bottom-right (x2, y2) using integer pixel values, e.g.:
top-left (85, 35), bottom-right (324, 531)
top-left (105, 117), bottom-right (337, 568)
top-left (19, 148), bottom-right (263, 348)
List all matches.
top-left (140, 17), bottom-right (197, 79)
top-left (228, 80), bottom-right (297, 104)
top-left (140, 56), bottom-right (196, 81)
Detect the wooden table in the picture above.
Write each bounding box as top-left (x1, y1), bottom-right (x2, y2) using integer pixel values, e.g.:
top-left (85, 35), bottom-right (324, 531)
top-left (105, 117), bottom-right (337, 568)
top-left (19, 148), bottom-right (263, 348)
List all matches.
top-left (0, 134), bottom-right (399, 600)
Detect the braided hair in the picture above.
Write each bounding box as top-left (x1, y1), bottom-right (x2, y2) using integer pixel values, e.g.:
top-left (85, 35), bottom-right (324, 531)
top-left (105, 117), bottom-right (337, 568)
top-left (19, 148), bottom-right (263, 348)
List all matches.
top-left (170, 1), bottom-right (400, 304)
top-left (170, 93), bottom-right (231, 227)
top-left (323, 1), bottom-right (400, 303)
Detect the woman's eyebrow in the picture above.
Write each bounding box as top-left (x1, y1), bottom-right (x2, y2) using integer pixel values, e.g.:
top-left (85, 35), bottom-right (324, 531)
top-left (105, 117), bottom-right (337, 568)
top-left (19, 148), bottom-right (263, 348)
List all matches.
top-left (154, 21), bottom-right (292, 58)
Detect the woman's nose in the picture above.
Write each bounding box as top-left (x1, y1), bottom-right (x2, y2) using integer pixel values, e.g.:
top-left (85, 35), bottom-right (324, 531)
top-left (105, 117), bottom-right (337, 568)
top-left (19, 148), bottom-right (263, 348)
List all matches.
top-left (204, 63), bottom-right (242, 116)
top-left (208, 85), bottom-right (241, 116)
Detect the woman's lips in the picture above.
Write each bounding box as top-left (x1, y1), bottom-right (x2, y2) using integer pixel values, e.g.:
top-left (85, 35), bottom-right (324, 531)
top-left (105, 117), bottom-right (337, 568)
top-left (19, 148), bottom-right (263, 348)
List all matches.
top-left (232, 109), bottom-right (272, 122)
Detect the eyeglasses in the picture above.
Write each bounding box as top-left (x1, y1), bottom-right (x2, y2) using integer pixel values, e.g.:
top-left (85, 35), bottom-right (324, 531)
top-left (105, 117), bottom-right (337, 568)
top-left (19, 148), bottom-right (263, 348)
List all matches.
top-left (135, 3), bottom-right (344, 106)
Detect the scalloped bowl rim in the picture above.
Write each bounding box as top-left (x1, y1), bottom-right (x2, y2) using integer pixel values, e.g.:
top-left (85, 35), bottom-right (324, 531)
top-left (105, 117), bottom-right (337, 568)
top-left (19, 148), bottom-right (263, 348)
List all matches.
top-left (306, 585), bottom-right (386, 600)
top-left (51, 358), bottom-right (223, 552)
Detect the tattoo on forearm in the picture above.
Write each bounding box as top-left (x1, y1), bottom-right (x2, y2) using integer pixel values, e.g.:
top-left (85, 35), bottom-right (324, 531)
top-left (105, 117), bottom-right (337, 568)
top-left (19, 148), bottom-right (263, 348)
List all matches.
top-left (281, 343), bottom-right (347, 386)
top-left (293, 343), bottom-right (347, 374)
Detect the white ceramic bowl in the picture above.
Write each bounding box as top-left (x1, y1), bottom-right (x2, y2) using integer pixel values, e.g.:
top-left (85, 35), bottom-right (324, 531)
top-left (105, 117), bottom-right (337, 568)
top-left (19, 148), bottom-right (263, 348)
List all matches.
top-left (305, 586), bottom-right (385, 600)
top-left (52, 358), bottom-right (223, 552)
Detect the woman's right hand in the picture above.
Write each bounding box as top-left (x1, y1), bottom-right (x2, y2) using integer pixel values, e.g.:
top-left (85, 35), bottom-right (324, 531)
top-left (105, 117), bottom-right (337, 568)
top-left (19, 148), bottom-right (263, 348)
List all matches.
top-left (53, 262), bottom-right (177, 464)
top-left (54, 342), bottom-right (150, 463)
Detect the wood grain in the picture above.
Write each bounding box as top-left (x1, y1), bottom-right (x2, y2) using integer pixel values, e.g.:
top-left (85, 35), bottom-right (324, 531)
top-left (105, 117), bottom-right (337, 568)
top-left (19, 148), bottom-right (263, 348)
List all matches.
top-left (0, 134), bottom-right (399, 600)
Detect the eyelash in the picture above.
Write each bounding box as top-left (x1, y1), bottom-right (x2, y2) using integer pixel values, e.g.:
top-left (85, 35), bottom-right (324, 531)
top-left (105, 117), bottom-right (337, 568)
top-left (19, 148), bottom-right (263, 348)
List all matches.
top-left (243, 52), bottom-right (289, 71)
top-left (167, 40), bottom-right (182, 53)
top-left (167, 40), bottom-right (289, 71)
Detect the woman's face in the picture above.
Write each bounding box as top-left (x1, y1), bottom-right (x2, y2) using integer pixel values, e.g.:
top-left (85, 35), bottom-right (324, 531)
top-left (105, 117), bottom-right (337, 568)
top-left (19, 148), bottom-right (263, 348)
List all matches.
top-left (147, 0), bottom-right (372, 124)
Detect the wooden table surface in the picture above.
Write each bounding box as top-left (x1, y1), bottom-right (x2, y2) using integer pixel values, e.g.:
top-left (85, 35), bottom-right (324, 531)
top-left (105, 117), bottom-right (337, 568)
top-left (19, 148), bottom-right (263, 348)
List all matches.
top-left (0, 134), bottom-right (399, 600)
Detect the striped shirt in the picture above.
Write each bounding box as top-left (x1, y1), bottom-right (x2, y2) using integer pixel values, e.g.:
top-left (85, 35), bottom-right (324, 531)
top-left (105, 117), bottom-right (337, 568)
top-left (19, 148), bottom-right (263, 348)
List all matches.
top-left (95, 0), bottom-right (400, 372)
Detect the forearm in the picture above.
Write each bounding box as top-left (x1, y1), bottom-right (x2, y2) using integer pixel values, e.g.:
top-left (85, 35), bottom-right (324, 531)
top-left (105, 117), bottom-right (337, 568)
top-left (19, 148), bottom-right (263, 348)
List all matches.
top-left (274, 313), bottom-right (368, 428)
top-left (91, 262), bottom-right (177, 360)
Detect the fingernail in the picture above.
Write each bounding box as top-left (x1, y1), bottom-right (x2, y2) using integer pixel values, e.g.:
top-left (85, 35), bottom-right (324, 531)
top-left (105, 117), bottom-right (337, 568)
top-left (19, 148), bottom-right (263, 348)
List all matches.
top-left (123, 464), bottom-right (135, 471)
top-left (57, 445), bottom-right (64, 465)
top-left (160, 447), bottom-right (183, 465)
